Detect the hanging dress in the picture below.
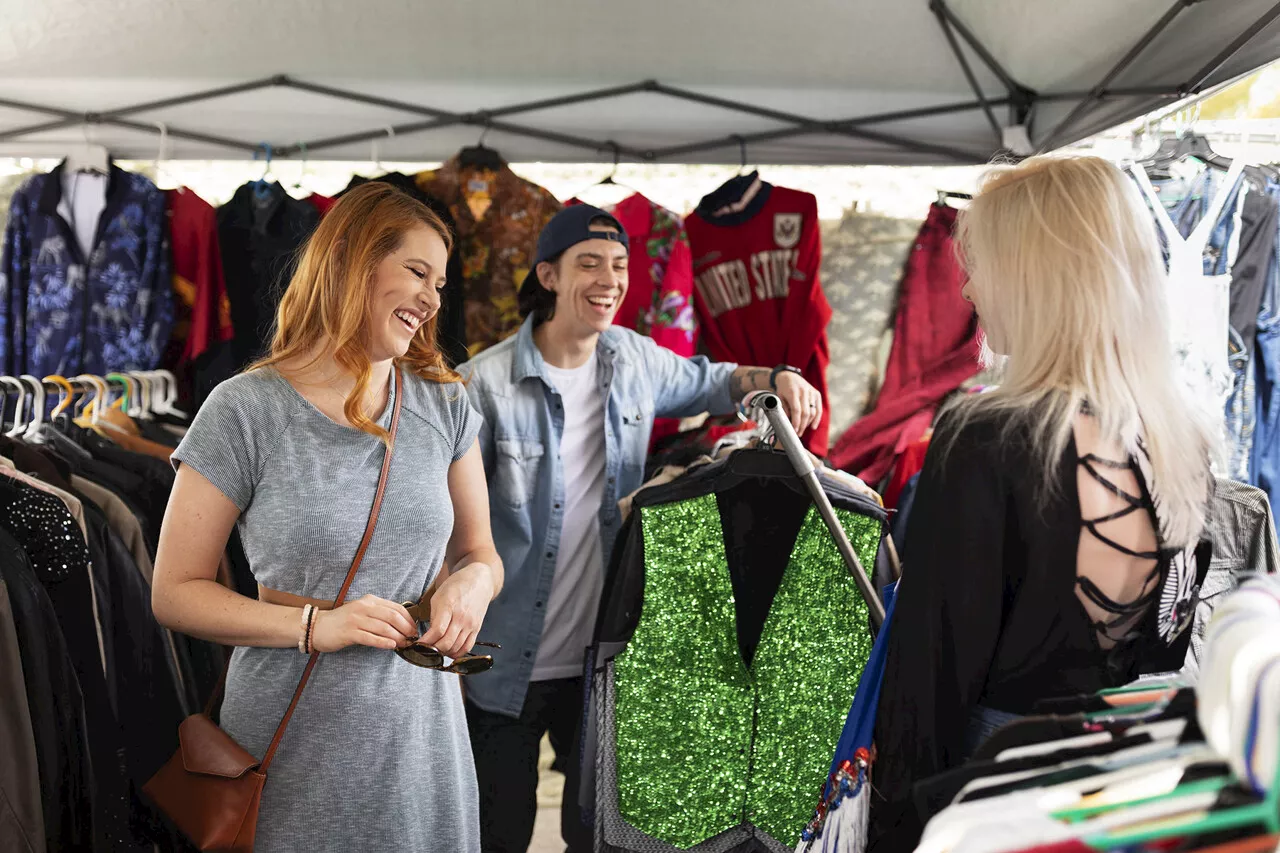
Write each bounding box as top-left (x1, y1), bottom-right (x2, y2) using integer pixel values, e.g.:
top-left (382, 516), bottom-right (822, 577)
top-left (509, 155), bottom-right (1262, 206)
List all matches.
top-left (1130, 159), bottom-right (1246, 439)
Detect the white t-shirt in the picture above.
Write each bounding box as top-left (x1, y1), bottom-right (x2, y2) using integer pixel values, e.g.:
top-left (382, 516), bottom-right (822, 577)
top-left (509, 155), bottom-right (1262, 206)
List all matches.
top-left (58, 170), bottom-right (107, 261)
top-left (532, 351), bottom-right (608, 681)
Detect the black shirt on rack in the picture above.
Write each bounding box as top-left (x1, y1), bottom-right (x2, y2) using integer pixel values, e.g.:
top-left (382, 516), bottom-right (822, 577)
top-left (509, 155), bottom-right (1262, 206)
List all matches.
top-left (217, 181), bottom-right (320, 370)
top-left (0, 526), bottom-right (93, 853)
top-left (341, 172), bottom-right (469, 367)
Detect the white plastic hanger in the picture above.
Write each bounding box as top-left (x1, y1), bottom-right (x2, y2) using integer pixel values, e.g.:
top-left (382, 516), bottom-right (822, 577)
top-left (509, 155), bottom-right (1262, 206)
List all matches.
top-left (19, 376), bottom-right (46, 441)
top-left (129, 371), bottom-right (155, 420)
top-left (1, 377), bottom-right (27, 438)
top-left (65, 121), bottom-right (110, 174)
top-left (145, 370), bottom-right (187, 419)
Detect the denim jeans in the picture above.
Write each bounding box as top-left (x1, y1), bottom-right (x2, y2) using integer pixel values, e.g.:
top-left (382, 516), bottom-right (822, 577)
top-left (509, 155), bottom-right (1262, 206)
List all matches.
top-left (1249, 184), bottom-right (1280, 514)
top-left (962, 705), bottom-right (1022, 761)
top-left (1252, 263), bottom-right (1280, 516)
top-left (1225, 328), bottom-right (1257, 482)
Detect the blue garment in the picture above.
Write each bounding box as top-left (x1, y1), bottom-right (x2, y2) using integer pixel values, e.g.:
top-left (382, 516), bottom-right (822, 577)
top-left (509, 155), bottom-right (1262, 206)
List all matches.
top-left (891, 472), bottom-right (921, 559)
top-left (458, 316), bottom-right (737, 717)
top-left (1227, 326), bottom-right (1258, 481)
top-left (1251, 191), bottom-right (1280, 522)
top-left (962, 705), bottom-right (1022, 760)
top-left (801, 582), bottom-right (898, 847)
top-left (1, 162), bottom-right (172, 376)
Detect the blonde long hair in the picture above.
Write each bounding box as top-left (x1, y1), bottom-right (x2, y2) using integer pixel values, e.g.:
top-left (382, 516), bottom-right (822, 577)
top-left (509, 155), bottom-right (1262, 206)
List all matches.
top-left (251, 182), bottom-right (458, 444)
top-left (953, 154), bottom-right (1215, 547)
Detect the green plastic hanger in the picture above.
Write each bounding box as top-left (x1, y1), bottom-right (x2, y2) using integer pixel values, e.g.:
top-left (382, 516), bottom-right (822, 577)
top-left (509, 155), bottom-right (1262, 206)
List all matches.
top-left (1052, 775), bottom-right (1233, 824)
top-left (105, 373), bottom-right (131, 411)
top-left (1082, 762), bottom-right (1279, 849)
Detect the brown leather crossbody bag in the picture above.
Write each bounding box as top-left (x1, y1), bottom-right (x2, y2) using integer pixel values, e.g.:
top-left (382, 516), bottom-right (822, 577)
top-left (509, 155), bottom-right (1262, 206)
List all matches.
top-left (143, 368), bottom-right (404, 852)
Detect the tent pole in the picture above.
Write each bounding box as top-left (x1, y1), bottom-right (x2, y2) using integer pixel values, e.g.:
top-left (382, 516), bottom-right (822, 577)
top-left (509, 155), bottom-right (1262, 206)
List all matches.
top-left (1041, 0), bottom-right (1198, 151)
top-left (647, 98), bottom-right (1010, 160)
top-left (0, 95), bottom-right (262, 153)
top-left (1038, 88), bottom-right (1186, 101)
top-left (928, 0), bottom-right (1021, 95)
top-left (1181, 0), bottom-right (1280, 94)
top-left (931, 4), bottom-right (1003, 144)
top-left (273, 78), bottom-right (647, 158)
top-left (649, 85), bottom-right (985, 161)
top-left (0, 77), bottom-right (281, 144)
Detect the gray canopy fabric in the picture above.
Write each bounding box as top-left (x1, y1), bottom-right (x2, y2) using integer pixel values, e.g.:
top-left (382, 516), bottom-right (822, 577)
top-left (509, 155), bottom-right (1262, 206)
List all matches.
top-left (1, 0), bottom-right (1279, 164)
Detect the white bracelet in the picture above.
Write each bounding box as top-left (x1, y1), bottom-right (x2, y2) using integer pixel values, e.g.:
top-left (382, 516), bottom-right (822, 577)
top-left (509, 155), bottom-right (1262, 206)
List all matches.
top-left (299, 604), bottom-right (314, 654)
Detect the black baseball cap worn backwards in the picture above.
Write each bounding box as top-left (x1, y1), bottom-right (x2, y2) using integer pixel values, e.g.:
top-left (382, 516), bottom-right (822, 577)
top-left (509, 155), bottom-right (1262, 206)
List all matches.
top-left (518, 204), bottom-right (629, 299)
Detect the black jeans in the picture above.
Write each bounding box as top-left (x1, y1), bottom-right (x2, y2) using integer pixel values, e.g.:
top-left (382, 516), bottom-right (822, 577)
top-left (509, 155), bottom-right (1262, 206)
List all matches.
top-left (466, 677), bottom-right (591, 853)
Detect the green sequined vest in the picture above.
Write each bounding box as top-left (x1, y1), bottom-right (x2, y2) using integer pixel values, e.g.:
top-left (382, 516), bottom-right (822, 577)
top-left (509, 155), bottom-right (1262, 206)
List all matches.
top-left (612, 493), bottom-right (879, 848)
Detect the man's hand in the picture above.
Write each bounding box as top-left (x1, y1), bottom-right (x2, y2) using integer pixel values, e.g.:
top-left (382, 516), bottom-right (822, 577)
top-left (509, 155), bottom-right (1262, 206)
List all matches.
top-left (728, 365), bottom-right (823, 436)
top-left (772, 371), bottom-right (823, 436)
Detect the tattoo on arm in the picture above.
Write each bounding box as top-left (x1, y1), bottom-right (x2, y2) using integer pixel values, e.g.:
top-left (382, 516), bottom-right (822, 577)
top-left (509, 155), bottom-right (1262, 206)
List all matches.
top-left (729, 367), bottom-right (770, 402)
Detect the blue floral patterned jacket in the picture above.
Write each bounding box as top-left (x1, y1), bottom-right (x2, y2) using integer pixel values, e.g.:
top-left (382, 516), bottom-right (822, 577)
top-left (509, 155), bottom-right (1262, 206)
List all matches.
top-left (1, 162), bottom-right (172, 376)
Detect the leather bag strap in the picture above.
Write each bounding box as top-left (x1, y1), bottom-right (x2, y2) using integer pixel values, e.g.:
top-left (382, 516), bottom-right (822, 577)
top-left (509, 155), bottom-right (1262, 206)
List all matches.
top-left (258, 367), bottom-right (404, 774)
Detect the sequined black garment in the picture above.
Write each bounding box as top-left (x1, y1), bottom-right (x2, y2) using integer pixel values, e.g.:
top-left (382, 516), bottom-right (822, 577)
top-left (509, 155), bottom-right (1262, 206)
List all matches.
top-left (0, 475), bottom-right (142, 850)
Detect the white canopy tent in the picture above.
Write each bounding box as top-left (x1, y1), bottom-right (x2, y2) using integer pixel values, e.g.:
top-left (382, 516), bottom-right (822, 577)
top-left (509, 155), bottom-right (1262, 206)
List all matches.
top-left (2, 0), bottom-right (1280, 165)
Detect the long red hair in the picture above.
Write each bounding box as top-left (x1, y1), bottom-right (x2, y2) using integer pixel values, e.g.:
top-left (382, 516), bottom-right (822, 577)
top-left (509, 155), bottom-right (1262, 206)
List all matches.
top-left (252, 182), bottom-right (458, 444)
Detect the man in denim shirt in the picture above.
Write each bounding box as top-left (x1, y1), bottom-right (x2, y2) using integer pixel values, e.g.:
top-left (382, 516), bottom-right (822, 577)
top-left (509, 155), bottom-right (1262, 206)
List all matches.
top-left (458, 204), bottom-right (822, 852)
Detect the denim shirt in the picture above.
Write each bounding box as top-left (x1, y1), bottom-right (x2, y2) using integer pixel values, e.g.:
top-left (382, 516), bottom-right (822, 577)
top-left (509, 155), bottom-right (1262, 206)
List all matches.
top-left (458, 316), bottom-right (737, 716)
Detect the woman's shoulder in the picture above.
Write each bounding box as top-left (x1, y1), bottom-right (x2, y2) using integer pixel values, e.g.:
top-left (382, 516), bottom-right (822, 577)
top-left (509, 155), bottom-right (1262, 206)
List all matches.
top-left (933, 405), bottom-right (1033, 461)
top-left (398, 369), bottom-right (470, 420)
top-left (200, 368), bottom-right (299, 430)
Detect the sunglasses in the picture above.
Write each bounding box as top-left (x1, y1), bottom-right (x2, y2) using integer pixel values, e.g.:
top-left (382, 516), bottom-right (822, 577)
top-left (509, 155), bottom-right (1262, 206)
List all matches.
top-left (393, 599), bottom-right (501, 675)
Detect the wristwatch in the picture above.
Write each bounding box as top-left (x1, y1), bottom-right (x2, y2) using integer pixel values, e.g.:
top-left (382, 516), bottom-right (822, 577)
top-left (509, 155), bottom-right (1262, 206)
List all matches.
top-left (769, 364), bottom-right (802, 390)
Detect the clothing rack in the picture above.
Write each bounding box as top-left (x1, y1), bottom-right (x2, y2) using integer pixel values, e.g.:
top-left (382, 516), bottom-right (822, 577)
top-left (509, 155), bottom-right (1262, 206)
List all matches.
top-left (746, 391), bottom-right (887, 629)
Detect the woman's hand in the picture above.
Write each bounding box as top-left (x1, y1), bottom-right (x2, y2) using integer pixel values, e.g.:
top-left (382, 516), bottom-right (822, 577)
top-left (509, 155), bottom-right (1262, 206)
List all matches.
top-left (310, 594), bottom-right (419, 653)
top-left (421, 563), bottom-right (498, 658)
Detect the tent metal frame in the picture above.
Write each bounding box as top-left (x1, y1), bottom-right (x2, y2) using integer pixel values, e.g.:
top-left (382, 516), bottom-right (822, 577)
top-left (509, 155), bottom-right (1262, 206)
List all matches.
top-left (0, 0), bottom-right (1276, 164)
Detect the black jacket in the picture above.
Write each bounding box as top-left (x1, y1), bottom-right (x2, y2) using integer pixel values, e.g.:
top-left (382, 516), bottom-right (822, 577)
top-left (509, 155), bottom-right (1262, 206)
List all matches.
top-left (0, 527), bottom-right (94, 851)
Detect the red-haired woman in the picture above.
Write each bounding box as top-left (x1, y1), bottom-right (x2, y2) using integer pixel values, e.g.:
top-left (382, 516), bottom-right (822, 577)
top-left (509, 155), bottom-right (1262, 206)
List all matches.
top-left (152, 182), bottom-right (502, 851)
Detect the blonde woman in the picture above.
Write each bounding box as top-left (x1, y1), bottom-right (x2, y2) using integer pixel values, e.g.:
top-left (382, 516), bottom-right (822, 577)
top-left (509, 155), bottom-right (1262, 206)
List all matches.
top-left (869, 156), bottom-right (1216, 848)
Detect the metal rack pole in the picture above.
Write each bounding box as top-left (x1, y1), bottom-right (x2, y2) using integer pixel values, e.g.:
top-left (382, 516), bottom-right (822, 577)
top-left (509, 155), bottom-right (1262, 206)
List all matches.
top-left (749, 393), bottom-right (886, 629)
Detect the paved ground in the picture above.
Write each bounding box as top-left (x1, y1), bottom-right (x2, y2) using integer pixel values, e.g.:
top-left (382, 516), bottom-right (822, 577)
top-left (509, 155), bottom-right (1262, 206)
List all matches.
top-left (529, 736), bottom-right (564, 853)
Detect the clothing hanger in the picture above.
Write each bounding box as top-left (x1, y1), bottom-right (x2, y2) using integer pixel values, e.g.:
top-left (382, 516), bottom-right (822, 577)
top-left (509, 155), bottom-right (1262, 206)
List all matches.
top-left (143, 369), bottom-right (187, 419)
top-left (290, 142), bottom-right (310, 197)
top-left (733, 134), bottom-right (751, 176)
top-left (104, 372), bottom-right (132, 413)
top-left (44, 375), bottom-right (75, 420)
top-left (19, 376), bottom-right (46, 442)
top-left (65, 121), bottom-right (110, 175)
top-left (458, 123), bottom-right (504, 170)
top-left (937, 190), bottom-right (973, 206)
top-left (1081, 647), bottom-right (1280, 848)
top-left (108, 372), bottom-right (144, 418)
top-left (252, 143), bottom-right (277, 199)
top-left (68, 377), bottom-right (96, 424)
top-left (0, 377), bottom-right (27, 438)
top-left (128, 371), bottom-right (155, 420)
top-left (370, 127), bottom-right (394, 176)
top-left (569, 142), bottom-right (639, 205)
top-left (72, 374), bottom-right (109, 427)
top-left (151, 121), bottom-right (177, 190)
top-left (1138, 107), bottom-right (1231, 177)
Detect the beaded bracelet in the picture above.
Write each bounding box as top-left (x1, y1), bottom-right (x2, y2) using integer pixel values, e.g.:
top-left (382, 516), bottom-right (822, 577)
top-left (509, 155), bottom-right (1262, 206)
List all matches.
top-left (304, 606), bottom-right (318, 655)
top-left (298, 604), bottom-right (314, 654)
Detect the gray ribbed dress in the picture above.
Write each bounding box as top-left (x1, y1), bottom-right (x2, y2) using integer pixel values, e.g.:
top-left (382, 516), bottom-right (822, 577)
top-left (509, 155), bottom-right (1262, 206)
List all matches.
top-left (171, 367), bottom-right (482, 852)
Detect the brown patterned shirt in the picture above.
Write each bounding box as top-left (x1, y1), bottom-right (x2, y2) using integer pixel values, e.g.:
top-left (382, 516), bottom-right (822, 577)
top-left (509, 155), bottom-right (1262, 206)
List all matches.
top-left (416, 158), bottom-right (561, 355)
